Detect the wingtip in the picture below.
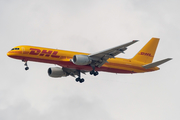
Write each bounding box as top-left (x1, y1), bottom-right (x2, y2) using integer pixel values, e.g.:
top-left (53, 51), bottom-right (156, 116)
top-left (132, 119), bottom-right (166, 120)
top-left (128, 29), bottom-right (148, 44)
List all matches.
top-left (133, 40), bottom-right (139, 42)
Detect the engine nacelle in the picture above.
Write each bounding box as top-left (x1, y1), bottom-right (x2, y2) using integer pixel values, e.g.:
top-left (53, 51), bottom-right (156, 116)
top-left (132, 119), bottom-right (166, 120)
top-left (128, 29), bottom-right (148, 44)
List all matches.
top-left (48, 67), bottom-right (68, 78)
top-left (72, 55), bottom-right (92, 65)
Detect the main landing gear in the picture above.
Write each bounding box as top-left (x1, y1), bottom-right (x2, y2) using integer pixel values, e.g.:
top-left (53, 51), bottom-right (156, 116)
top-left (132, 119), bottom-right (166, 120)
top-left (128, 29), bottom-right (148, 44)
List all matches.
top-left (75, 70), bottom-right (85, 83)
top-left (89, 64), bottom-right (99, 76)
top-left (23, 60), bottom-right (29, 70)
top-left (90, 71), bottom-right (99, 76)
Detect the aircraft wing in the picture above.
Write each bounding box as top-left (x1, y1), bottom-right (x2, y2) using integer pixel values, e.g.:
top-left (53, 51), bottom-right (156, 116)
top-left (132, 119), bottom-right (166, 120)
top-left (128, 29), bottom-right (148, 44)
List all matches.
top-left (89, 40), bottom-right (138, 67)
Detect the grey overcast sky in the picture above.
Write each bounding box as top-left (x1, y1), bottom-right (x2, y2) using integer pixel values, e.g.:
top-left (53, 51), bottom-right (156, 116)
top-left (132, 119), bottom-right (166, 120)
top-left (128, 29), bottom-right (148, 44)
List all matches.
top-left (0, 0), bottom-right (179, 120)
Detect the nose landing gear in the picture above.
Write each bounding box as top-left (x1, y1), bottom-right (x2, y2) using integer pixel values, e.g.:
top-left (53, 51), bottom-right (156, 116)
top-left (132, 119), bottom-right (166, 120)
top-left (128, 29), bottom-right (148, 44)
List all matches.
top-left (23, 60), bottom-right (29, 70)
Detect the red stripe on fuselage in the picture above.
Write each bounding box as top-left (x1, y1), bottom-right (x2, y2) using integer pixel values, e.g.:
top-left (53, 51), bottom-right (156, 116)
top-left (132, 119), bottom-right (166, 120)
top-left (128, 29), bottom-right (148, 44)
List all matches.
top-left (8, 55), bottom-right (135, 74)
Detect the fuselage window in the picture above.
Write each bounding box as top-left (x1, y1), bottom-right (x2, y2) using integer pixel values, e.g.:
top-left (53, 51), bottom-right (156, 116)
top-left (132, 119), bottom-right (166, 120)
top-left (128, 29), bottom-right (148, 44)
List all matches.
top-left (11, 48), bottom-right (20, 50)
top-left (15, 48), bottom-right (19, 50)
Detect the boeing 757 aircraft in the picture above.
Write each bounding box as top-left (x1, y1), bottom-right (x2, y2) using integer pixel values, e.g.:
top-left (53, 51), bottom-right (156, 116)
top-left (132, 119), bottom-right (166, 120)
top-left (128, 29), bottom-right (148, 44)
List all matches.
top-left (7, 38), bottom-right (172, 83)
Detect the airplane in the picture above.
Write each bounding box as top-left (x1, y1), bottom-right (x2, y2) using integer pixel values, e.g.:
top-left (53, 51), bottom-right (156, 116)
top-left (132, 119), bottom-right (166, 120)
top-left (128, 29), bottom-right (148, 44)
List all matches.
top-left (7, 38), bottom-right (172, 83)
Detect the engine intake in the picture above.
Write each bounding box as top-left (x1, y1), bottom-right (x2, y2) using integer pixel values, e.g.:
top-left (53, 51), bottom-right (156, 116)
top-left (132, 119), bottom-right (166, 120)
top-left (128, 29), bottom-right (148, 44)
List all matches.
top-left (72, 55), bottom-right (92, 65)
top-left (48, 67), bottom-right (68, 78)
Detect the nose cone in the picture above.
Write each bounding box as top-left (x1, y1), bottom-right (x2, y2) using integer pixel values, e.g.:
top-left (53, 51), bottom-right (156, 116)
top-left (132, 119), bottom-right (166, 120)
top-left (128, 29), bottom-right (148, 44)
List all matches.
top-left (7, 51), bottom-right (14, 58)
top-left (7, 51), bottom-right (11, 57)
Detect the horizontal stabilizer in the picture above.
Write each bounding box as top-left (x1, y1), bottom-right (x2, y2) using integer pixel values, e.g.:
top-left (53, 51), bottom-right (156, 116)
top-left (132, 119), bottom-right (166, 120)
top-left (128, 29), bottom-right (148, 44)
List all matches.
top-left (143, 58), bottom-right (172, 69)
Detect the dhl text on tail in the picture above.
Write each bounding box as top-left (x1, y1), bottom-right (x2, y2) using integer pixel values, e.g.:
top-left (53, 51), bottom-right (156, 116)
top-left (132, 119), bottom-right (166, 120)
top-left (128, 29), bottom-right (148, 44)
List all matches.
top-left (7, 38), bottom-right (172, 83)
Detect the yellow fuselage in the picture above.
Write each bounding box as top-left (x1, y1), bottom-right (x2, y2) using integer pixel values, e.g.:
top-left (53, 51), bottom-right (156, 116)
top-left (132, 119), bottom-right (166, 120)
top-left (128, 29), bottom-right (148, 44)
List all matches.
top-left (7, 45), bottom-right (159, 73)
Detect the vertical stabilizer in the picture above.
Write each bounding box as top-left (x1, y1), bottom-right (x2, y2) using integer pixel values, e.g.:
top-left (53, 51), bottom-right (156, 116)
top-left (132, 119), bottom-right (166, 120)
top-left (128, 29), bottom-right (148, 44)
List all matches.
top-left (132, 38), bottom-right (160, 63)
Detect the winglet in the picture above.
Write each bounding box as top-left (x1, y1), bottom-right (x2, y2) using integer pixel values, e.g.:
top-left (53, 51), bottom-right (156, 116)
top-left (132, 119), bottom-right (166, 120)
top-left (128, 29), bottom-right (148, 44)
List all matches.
top-left (142, 58), bottom-right (172, 69)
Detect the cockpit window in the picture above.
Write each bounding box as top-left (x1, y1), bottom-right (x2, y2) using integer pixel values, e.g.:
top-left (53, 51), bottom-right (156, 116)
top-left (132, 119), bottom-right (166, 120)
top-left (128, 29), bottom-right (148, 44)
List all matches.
top-left (11, 48), bottom-right (20, 50)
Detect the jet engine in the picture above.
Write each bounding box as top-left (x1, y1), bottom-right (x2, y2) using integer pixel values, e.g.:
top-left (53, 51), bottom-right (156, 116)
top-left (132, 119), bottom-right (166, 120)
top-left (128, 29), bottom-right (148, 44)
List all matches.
top-left (48, 67), bottom-right (68, 78)
top-left (72, 55), bottom-right (92, 65)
